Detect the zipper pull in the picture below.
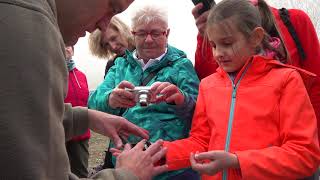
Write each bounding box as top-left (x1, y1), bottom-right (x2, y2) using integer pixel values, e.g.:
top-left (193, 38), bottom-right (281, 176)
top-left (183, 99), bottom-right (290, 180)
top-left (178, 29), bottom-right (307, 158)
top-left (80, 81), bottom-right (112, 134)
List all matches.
top-left (232, 86), bottom-right (237, 98)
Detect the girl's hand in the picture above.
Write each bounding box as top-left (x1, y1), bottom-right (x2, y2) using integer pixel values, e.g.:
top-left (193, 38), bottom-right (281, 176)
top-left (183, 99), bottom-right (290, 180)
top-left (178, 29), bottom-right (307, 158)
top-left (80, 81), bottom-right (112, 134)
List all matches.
top-left (150, 82), bottom-right (185, 105)
top-left (190, 150), bottom-right (240, 175)
top-left (88, 109), bottom-right (149, 148)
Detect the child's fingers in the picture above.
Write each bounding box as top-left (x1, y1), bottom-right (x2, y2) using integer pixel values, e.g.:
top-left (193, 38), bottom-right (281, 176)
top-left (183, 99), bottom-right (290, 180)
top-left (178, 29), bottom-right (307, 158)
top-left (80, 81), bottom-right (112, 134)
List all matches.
top-left (145, 139), bottom-right (164, 157)
top-left (190, 153), bottom-right (207, 172)
top-left (123, 143), bottom-right (132, 152)
top-left (110, 148), bottom-right (122, 154)
top-left (192, 162), bottom-right (215, 175)
top-left (190, 152), bottom-right (197, 165)
top-left (132, 139), bottom-right (147, 151)
top-left (151, 147), bottom-right (167, 164)
top-left (190, 153), bottom-right (217, 175)
top-left (113, 152), bottom-right (121, 157)
top-left (194, 151), bottom-right (216, 161)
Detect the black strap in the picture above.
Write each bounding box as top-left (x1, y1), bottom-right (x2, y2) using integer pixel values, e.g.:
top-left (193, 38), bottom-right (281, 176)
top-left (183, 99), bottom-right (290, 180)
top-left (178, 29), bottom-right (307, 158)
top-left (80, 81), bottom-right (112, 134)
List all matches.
top-left (279, 8), bottom-right (306, 60)
top-left (140, 61), bottom-right (174, 86)
top-left (141, 71), bottom-right (159, 86)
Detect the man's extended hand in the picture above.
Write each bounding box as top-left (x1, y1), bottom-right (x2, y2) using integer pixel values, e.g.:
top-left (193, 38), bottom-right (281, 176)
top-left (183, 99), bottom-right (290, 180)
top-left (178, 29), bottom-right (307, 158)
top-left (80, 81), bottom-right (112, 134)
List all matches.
top-left (88, 109), bottom-right (149, 148)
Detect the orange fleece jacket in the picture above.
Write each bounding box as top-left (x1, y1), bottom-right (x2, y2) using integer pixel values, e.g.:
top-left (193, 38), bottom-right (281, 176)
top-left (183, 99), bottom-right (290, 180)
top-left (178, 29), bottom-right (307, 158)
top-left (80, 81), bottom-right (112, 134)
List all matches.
top-left (165, 56), bottom-right (320, 179)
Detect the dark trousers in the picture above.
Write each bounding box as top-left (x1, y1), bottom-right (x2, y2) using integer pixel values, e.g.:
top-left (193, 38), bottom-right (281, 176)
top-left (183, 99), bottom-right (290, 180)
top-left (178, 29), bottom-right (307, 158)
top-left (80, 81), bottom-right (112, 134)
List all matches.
top-left (168, 169), bottom-right (200, 180)
top-left (66, 139), bottom-right (89, 178)
top-left (102, 150), bottom-right (114, 169)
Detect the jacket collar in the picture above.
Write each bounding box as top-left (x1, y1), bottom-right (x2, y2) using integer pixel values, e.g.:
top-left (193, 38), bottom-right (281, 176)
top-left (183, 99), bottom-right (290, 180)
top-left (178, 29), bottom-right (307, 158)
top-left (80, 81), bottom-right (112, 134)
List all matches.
top-left (216, 55), bottom-right (316, 86)
top-left (125, 45), bottom-right (187, 72)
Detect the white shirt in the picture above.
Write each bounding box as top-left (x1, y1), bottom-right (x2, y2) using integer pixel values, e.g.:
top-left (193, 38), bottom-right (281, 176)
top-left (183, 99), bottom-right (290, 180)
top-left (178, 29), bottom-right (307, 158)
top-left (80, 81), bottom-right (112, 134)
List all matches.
top-left (133, 48), bottom-right (168, 71)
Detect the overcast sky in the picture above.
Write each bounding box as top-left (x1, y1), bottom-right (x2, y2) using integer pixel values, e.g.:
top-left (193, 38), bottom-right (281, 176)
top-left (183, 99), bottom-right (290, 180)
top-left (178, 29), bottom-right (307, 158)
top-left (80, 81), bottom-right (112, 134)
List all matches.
top-left (73, 0), bottom-right (320, 90)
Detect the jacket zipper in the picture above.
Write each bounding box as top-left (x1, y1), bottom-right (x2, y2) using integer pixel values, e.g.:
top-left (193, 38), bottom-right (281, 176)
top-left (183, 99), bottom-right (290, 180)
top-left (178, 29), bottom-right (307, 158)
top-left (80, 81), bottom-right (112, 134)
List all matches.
top-left (222, 82), bottom-right (238, 180)
top-left (222, 66), bottom-right (250, 180)
top-left (72, 70), bottom-right (81, 89)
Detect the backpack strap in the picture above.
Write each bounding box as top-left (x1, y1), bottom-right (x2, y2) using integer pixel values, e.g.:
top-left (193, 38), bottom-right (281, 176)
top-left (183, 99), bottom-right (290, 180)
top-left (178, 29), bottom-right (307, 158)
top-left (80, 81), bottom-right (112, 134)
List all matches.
top-left (279, 8), bottom-right (306, 60)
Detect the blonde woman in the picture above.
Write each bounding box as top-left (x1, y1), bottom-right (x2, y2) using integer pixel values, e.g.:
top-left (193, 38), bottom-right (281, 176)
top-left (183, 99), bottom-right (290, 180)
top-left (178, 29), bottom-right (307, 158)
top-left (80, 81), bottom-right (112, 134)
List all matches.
top-left (89, 16), bottom-right (135, 78)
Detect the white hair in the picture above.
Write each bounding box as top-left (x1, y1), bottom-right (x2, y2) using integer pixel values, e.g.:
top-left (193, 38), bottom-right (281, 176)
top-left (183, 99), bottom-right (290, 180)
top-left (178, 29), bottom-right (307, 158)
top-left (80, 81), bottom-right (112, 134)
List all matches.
top-left (131, 5), bottom-right (168, 30)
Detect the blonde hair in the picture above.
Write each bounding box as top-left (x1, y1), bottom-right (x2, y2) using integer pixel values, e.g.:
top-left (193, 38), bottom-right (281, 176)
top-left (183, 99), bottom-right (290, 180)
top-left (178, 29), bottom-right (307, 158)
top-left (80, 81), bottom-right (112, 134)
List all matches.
top-left (88, 16), bottom-right (134, 59)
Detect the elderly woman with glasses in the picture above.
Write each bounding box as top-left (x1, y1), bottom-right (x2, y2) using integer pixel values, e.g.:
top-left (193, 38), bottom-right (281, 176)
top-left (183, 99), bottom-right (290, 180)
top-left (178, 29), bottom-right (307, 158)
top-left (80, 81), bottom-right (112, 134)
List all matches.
top-left (89, 4), bottom-right (200, 180)
top-left (89, 16), bottom-right (135, 78)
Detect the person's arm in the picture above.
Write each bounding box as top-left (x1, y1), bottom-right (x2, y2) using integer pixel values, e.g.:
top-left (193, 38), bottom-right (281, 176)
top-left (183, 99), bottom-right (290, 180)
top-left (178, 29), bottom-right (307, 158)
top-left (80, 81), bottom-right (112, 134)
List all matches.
top-left (0, 2), bottom-right (81, 179)
top-left (235, 70), bottom-right (320, 179)
top-left (172, 58), bottom-right (200, 126)
top-left (290, 9), bottom-right (320, 75)
top-left (191, 3), bottom-right (209, 36)
top-left (88, 61), bottom-right (124, 115)
top-left (290, 9), bottom-right (320, 142)
top-left (192, 4), bottom-right (218, 80)
top-left (63, 105), bottom-right (88, 140)
top-left (164, 82), bottom-right (211, 170)
top-left (194, 34), bottom-right (219, 80)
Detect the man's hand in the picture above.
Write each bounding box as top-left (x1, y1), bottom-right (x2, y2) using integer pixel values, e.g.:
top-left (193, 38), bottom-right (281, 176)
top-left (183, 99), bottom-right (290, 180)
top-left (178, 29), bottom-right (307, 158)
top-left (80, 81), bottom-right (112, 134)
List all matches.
top-left (109, 80), bottom-right (136, 109)
top-left (192, 3), bottom-right (210, 36)
top-left (190, 150), bottom-right (240, 175)
top-left (116, 140), bottom-right (168, 180)
top-left (150, 82), bottom-right (185, 105)
top-left (88, 109), bottom-right (149, 148)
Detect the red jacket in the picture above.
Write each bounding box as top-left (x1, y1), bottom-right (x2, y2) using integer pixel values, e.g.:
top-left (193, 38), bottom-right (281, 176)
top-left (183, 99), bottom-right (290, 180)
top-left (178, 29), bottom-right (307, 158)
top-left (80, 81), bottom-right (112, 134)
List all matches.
top-left (194, 8), bottom-right (320, 143)
top-left (64, 68), bottom-right (90, 141)
top-left (165, 56), bottom-right (320, 179)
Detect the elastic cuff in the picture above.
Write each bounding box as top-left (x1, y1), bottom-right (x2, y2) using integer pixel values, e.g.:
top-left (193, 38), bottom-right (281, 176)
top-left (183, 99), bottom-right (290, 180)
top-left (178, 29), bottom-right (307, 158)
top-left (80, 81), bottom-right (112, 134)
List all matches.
top-left (72, 107), bottom-right (89, 137)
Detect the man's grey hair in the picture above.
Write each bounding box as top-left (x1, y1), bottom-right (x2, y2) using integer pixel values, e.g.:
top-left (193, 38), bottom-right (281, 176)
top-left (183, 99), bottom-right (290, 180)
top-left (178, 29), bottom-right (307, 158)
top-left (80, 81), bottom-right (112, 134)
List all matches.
top-left (131, 5), bottom-right (168, 30)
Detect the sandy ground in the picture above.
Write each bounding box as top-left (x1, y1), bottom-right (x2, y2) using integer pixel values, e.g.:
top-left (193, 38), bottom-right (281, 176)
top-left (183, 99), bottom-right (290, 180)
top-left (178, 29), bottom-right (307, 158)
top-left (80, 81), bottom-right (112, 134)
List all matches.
top-left (88, 131), bottom-right (109, 169)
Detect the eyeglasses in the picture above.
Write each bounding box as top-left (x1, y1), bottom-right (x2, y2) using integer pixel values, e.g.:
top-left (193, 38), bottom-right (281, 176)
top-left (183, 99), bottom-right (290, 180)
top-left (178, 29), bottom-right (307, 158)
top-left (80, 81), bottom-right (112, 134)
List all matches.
top-left (132, 30), bottom-right (167, 40)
